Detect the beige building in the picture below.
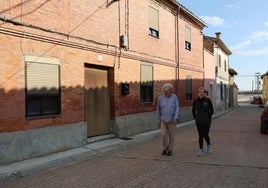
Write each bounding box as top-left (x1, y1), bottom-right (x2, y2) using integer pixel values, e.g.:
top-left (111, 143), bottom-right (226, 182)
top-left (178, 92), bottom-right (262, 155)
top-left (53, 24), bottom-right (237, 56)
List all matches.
top-left (204, 32), bottom-right (232, 112)
top-left (261, 71), bottom-right (268, 103)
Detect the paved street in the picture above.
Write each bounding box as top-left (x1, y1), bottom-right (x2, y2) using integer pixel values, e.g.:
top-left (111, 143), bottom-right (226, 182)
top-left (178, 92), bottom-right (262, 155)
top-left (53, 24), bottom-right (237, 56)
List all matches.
top-left (1, 102), bottom-right (268, 188)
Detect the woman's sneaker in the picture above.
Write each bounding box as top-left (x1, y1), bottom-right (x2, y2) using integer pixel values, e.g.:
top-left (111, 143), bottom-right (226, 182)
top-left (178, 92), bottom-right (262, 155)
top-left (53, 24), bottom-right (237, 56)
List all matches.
top-left (162, 149), bottom-right (167, 155)
top-left (198, 149), bottom-right (205, 156)
top-left (207, 144), bottom-right (212, 153)
top-left (166, 151), bottom-right (172, 156)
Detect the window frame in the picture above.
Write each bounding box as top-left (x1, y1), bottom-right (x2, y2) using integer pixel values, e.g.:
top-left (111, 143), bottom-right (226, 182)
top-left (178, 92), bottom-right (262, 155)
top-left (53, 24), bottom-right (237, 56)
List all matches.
top-left (185, 25), bottom-right (191, 51)
top-left (25, 55), bottom-right (61, 118)
top-left (149, 4), bottom-right (159, 38)
top-left (218, 55), bottom-right (221, 67)
top-left (140, 62), bottom-right (154, 103)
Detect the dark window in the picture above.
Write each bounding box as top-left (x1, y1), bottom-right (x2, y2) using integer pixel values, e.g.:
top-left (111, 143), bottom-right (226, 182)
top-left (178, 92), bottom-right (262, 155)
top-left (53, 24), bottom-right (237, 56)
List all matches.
top-left (25, 60), bottom-right (61, 117)
top-left (218, 55), bottom-right (221, 67)
top-left (220, 81), bottom-right (223, 101)
top-left (26, 95), bottom-right (60, 116)
top-left (185, 41), bottom-right (191, 50)
top-left (186, 75), bottom-right (192, 100)
top-left (149, 28), bottom-right (159, 38)
top-left (140, 63), bottom-right (153, 102)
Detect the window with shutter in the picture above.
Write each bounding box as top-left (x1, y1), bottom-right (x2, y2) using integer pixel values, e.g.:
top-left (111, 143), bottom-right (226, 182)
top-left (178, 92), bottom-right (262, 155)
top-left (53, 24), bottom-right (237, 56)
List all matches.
top-left (25, 55), bottom-right (61, 117)
top-left (185, 26), bottom-right (191, 50)
top-left (140, 62), bottom-right (153, 103)
top-left (149, 5), bottom-right (159, 38)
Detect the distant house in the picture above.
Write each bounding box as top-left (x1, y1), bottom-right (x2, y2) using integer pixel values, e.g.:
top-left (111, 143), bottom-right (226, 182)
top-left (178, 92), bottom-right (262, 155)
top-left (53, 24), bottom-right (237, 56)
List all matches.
top-left (229, 68), bottom-right (238, 107)
top-left (261, 71), bottom-right (268, 103)
top-left (204, 33), bottom-right (232, 112)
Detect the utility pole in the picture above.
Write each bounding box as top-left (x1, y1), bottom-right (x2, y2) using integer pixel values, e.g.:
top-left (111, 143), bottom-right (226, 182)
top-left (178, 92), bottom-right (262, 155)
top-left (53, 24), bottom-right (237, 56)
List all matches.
top-left (255, 72), bottom-right (261, 92)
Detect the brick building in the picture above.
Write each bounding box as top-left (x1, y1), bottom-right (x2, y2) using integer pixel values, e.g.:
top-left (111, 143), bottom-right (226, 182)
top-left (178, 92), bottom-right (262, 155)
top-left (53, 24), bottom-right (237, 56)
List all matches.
top-left (177, 4), bottom-right (206, 120)
top-left (0, 0), bottom-right (208, 164)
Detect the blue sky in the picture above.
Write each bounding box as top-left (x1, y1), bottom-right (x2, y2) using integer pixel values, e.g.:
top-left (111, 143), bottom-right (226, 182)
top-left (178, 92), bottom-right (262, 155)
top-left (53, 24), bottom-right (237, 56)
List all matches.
top-left (178, 0), bottom-right (268, 91)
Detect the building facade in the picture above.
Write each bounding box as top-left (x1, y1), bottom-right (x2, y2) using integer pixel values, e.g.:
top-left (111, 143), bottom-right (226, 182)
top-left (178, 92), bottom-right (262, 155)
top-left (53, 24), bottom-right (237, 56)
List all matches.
top-left (177, 4), bottom-right (206, 121)
top-left (203, 35), bottom-right (216, 107)
top-left (261, 71), bottom-right (268, 103)
top-left (204, 33), bottom-right (232, 112)
top-left (0, 0), bottom-right (182, 164)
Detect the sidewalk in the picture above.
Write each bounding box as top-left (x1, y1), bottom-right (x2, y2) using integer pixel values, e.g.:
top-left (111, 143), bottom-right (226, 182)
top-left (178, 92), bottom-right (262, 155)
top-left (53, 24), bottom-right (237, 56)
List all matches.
top-left (0, 110), bottom-right (230, 183)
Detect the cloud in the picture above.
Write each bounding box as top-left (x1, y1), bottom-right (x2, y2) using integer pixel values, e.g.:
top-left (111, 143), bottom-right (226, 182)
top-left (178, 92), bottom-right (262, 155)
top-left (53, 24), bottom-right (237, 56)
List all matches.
top-left (249, 30), bottom-right (268, 41)
top-left (231, 30), bottom-right (268, 56)
top-left (200, 16), bottom-right (224, 26)
top-left (265, 22), bottom-right (268, 27)
top-left (226, 2), bottom-right (241, 9)
top-left (230, 40), bottom-right (251, 51)
top-left (234, 46), bottom-right (268, 56)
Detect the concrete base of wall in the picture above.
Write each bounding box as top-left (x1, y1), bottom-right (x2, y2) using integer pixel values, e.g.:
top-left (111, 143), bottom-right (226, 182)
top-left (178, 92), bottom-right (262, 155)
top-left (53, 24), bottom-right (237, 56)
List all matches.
top-left (113, 107), bottom-right (194, 138)
top-left (0, 122), bottom-right (87, 164)
top-left (179, 106), bottom-right (194, 123)
top-left (114, 112), bottom-right (158, 138)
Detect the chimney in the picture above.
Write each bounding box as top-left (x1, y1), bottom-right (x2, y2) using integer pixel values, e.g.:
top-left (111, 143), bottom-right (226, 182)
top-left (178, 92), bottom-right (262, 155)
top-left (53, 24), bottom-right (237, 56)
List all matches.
top-left (215, 32), bottom-right (221, 39)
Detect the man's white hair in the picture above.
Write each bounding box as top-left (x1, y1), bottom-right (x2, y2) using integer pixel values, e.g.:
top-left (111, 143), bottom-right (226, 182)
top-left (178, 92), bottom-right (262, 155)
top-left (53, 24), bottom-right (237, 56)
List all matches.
top-left (162, 83), bottom-right (173, 91)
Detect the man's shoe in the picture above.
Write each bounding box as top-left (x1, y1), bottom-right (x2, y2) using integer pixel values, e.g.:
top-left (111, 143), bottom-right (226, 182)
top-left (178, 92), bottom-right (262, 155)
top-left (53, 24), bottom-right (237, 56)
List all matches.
top-left (166, 151), bottom-right (172, 156)
top-left (198, 149), bottom-right (205, 156)
top-left (207, 144), bottom-right (212, 153)
top-left (162, 149), bottom-right (167, 155)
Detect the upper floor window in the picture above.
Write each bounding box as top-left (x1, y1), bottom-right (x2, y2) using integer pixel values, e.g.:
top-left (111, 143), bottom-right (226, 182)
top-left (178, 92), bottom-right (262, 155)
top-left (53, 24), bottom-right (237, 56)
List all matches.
top-left (185, 26), bottom-right (191, 50)
top-left (149, 5), bottom-right (159, 38)
top-left (140, 62), bottom-right (153, 103)
top-left (218, 55), bottom-right (221, 67)
top-left (224, 60), bottom-right (227, 72)
top-left (25, 55), bottom-right (61, 118)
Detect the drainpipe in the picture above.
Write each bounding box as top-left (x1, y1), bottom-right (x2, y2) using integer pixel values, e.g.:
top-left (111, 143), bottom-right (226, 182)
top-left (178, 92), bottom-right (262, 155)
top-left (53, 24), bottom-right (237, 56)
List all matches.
top-left (177, 4), bottom-right (180, 103)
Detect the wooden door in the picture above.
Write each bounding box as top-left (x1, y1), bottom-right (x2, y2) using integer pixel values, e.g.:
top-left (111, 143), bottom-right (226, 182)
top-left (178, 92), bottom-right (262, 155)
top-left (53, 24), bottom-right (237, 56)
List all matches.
top-left (85, 67), bottom-right (110, 137)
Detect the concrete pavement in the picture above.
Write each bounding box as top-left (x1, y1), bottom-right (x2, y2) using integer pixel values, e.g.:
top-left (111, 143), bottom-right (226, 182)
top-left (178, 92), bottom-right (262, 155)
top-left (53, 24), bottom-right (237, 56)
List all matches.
top-left (1, 103), bottom-right (268, 187)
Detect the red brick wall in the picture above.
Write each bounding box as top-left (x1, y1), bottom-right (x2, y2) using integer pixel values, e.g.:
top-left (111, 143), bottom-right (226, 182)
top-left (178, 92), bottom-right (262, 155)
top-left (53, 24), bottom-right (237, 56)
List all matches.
top-left (178, 11), bottom-right (205, 107)
top-left (0, 0), bottom-right (179, 133)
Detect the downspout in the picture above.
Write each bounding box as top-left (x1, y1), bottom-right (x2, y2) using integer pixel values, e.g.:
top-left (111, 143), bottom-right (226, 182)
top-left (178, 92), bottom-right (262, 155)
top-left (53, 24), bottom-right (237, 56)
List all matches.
top-left (177, 4), bottom-right (180, 104)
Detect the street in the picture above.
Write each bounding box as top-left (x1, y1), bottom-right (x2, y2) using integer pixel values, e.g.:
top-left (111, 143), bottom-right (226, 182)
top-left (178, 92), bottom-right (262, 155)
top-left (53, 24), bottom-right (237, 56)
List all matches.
top-left (1, 102), bottom-right (268, 188)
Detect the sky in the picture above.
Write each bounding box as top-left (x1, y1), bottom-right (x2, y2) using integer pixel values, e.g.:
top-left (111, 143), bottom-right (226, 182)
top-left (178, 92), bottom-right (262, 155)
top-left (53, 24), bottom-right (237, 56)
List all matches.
top-left (178, 0), bottom-right (268, 91)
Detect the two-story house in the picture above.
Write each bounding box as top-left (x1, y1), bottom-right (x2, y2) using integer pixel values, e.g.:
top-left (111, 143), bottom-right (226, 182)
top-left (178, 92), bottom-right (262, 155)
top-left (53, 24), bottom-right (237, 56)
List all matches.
top-left (0, 0), bottom-right (185, 164)
top-left (204, 32), bottom-right (232, 112)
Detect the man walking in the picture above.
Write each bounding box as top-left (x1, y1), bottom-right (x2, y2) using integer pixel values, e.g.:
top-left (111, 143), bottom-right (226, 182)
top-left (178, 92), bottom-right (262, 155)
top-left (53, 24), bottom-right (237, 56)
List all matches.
top-left (157, 83), bottom-right (179, 156)
top-left (192, 87), bottom-right (214, 156)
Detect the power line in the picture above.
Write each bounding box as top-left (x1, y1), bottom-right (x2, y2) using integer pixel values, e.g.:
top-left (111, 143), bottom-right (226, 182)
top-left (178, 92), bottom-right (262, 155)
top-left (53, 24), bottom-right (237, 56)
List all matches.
top-left (236, 75), bottom-right (255, 77)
